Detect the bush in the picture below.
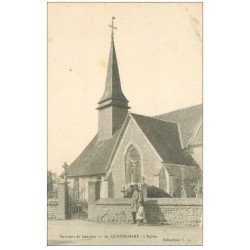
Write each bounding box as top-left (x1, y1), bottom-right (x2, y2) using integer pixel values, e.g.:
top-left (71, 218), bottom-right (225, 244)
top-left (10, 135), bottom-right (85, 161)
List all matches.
top-left (123, 186), bottom-right (171, 198)
top-left (147, 186), bottom-right (171, 198)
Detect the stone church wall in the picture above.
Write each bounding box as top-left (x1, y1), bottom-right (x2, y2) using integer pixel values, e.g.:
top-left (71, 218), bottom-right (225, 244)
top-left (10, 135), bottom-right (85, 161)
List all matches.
top-left (88, 198), bottom-right (202, 226)
top-left (110, 118), bottom-right (164, 198)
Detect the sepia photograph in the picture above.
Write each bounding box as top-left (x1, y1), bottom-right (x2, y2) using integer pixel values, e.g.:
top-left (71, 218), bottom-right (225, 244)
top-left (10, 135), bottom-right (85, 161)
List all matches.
top-left (47, 2), bottom-right (203, 245)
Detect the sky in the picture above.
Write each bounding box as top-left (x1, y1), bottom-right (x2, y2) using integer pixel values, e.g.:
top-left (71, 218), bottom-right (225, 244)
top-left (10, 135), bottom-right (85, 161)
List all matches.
top-left (48, 3), bottom-right (202, 175)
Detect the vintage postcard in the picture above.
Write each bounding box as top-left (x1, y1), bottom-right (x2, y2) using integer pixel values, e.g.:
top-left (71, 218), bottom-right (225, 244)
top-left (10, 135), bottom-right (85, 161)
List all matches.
top-left (48, 2), bottom-right (203, 246)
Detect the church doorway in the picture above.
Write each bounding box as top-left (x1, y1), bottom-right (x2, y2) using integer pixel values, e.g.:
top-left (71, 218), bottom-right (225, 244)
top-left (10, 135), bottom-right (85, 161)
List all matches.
top-left (125, 145), bottom-right (142, 185)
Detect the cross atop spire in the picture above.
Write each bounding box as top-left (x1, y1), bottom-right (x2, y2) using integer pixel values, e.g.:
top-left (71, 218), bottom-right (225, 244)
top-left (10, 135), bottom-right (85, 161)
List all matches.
top-left (97, 17), bottom-right (129, 109)
top-left (109, 16), bottom-right (117, 39)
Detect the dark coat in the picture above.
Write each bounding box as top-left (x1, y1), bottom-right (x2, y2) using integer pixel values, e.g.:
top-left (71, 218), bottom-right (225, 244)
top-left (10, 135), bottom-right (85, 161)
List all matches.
top-left (131, 190), bottom-right (144, 212)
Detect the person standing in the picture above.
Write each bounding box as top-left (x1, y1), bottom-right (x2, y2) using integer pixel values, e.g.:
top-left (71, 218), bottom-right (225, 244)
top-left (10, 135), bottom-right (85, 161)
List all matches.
top-left (136, 203), bottom-right (145, 226)
top-left (131, 184), bottom-right (144, 224)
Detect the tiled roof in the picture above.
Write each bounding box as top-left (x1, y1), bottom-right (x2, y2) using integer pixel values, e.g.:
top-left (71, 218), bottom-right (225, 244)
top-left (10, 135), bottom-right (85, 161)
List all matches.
top-left (155, 104), bottom-right (202, 148)
top-left (131, 113), bottom-right (197, 166)
top-left (66, 127), bottom-right (122, 177)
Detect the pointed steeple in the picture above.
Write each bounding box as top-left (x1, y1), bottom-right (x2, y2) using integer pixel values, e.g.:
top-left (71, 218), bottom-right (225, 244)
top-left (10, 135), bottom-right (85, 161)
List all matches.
top-left (97, 17), bottom-right (129, 110)
top-left (97, 17), bottom-right (130, 140)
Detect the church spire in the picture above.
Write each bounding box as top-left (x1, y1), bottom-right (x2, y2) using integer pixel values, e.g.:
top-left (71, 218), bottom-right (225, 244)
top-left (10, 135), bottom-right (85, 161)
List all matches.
top-left (97, 17), bottom-right (129, 110)
top-left (97, 17), bottom-right (130, 141)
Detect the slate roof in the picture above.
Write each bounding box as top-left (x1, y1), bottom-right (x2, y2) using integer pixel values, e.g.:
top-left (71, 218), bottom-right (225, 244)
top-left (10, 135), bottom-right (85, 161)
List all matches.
top-left (65, 127), bottom-right (122, 177)
top-left (64, 106), bottom-right (201, 177)
top-left (155, 104), bottom-right (202, 148)
top-left (131, 113), bottom-right (197, 166)
top-left (98, 38), bottom-right (129, 107)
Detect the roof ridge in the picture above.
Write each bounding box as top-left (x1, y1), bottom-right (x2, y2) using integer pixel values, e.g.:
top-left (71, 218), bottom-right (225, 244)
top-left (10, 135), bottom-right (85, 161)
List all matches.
top-left (154, 104), bottom-right (203, 118)
top-left (130, 112), bottom-right (178, 126)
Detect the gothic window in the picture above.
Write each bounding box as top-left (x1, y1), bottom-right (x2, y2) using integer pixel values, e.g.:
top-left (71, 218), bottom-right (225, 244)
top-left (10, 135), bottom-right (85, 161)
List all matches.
top-left (125, 145), bottom-right (141, 184)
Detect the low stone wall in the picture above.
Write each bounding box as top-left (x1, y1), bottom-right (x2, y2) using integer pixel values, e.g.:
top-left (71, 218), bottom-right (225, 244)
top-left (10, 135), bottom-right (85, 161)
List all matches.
top-left (88, 198), bottom-right (202, 226)
top-left (47, 199), bottom-right (58, 220)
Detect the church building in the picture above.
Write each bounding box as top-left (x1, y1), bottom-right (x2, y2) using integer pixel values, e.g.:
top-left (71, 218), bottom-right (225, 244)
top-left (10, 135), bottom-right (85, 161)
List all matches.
top-left (62, 19), bottom-right (202, 200)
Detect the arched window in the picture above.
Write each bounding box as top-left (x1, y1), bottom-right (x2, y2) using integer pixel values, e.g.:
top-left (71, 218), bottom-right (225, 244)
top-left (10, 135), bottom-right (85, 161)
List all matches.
top-left (125, 145), bottom-right (141, 184)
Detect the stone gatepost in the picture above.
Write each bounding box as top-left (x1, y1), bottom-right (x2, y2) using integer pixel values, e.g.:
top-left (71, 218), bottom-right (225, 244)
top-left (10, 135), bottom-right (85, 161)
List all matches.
top-left (56, 162), bottom-right (69, 220)
top-left (87, 180), bottom-right (98, 221)
top-left (56, 182), bottom-right (68, 220)
top-left (88, 181), bottom-right (98, 204)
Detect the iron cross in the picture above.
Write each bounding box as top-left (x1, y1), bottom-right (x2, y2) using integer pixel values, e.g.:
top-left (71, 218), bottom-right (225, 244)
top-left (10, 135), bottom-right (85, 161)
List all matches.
top-left (109, 16), bottom-right (117, 38)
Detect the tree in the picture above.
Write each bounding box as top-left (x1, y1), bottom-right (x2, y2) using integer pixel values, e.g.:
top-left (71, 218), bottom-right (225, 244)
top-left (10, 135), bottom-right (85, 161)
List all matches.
top-left (47, 170), bottom-right (54, 196)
